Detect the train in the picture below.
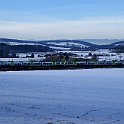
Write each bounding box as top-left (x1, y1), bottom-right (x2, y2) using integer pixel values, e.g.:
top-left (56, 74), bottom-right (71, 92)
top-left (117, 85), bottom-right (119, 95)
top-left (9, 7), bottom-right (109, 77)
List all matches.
top-left (0, 60), bottom-right (124, 67)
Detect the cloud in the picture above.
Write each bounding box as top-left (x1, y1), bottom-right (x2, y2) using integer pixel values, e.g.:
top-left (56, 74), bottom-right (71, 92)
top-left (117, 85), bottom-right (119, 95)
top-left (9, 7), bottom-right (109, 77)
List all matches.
top-left (0, 17), bottom-right (124, 40)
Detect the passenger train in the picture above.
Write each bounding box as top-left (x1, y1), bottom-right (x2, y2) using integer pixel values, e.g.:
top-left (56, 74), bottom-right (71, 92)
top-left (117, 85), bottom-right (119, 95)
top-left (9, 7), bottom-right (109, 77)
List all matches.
top-left (0, 60), bottom-right (124, 67)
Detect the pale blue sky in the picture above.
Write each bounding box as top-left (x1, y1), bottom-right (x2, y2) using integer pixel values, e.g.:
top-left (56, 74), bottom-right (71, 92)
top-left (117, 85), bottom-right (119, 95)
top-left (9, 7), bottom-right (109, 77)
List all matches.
top-left (0, 0), bottom-right (124, 40)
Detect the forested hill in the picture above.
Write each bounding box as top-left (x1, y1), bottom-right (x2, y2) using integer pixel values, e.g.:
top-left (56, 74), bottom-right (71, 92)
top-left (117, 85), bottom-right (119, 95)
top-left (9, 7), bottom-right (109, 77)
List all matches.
top-left (0, 38), bottom-right (124, 53)
top-left (0, 43), bottom-right (53, 58)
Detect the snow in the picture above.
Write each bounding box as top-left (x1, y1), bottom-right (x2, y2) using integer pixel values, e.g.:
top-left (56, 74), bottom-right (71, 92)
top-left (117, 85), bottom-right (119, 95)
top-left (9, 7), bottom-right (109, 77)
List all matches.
top-left (49, 46), bottom-right (70, 50)
top-left (0, 58), bottom-right (44, 62)
top-left (58, 50), bottom-right (124, 61)
top-left (17, 52), bottom-right (46, 58)
top-left (0, 69), bottom-right (124, 124)
top-left (7, 42), bottom-right (42, 46)
top-left (47, 42), bottom-right (89, 47)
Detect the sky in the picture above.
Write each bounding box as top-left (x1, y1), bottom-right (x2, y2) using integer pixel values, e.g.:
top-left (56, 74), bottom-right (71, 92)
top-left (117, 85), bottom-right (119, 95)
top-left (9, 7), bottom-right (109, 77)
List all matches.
top-left (0, 0), bottom-right (124, 40)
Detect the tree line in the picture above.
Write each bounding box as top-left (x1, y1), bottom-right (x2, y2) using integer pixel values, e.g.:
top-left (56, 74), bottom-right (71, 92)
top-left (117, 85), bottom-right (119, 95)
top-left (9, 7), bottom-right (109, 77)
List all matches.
top-left (0, 43), bottom-right (53, 58)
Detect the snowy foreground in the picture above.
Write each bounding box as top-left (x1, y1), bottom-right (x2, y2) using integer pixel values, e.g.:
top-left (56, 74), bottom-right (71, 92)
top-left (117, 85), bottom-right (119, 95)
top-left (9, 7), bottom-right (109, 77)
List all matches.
top-left (0, 69), bottom-right (124, 124)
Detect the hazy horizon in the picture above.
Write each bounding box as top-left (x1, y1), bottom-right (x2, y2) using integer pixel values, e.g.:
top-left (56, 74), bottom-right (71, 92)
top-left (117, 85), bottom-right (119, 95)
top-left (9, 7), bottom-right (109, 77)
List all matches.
top-left (0, 0), bottom-right (124, 43)
top-left (1, 37), bottom-right (124, 45)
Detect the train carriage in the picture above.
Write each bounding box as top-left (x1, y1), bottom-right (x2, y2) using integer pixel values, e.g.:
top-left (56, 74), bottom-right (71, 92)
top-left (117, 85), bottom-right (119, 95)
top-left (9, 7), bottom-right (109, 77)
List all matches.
top-left (32, 62), bottom-right (42, 66)
top-left (42, 62), bottom-right (53, 66)
top-left (76, 61), bottom-right (87, 65)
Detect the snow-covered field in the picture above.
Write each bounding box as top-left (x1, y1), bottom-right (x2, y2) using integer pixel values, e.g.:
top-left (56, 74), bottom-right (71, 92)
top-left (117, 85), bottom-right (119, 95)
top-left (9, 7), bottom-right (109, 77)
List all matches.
top-left (59, 50), bottom-right (124, 61)
top-left (47, 42), bottom-right (89, 48)
top-left (0, 69), bottom-right (124, 124)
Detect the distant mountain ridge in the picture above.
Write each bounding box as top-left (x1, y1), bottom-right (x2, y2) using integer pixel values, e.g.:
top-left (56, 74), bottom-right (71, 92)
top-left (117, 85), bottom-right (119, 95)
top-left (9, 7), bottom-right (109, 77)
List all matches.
top-left (0, 38), bottom-right (124, 50)
top-left (111, 41), bottom-right (124, 46)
